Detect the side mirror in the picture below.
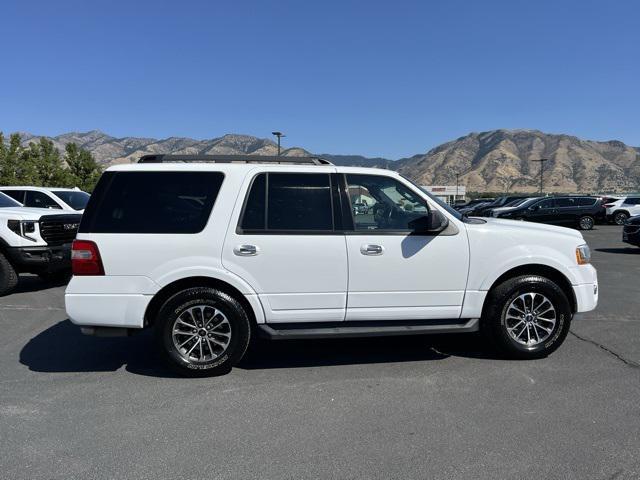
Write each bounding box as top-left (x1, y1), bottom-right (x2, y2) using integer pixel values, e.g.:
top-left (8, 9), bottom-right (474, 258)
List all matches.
top-left (408, 210), bottom-right (449, 234)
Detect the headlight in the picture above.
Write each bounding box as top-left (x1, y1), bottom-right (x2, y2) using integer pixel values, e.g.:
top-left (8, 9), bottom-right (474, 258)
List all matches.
top-left (576, 244), bottom-right (591, 265)
top-left (7, 220), bottom-right (37, 241)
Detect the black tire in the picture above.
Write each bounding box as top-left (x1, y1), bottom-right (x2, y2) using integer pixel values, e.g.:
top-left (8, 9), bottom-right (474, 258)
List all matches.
top-left (154, 287), bottom-right (251, 377)
top-left (0, 252), bottom-right (18, 296)
top-left (481, 275), bottom-right (572, 359)
top-left (578, 215), bottom-right (595, 230)
top-left (613, 211), bottom-right (629, 225)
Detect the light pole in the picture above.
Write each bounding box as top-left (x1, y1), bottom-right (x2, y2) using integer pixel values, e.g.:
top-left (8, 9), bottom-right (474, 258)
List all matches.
top-left (531, 158), bottom-right (548, 194)
top-left (272, 131), bottom-right (285, 155)
top-left (455, 172), bottom-right (460, 201)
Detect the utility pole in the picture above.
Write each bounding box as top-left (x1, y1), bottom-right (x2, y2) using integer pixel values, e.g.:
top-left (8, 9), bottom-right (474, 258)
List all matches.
top-left (531, 158), bottom-right (548, 194)
top-left (455, 172), bottom-right (460, 202)
top-left (272, 131), bottom-right (285, 156)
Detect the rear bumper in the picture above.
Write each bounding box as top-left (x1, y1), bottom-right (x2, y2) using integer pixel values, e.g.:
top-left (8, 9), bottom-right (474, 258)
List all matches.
top-left (65, 293), bottom-right (151, 328)
top-left (5, 243), bottom-right (72, 273)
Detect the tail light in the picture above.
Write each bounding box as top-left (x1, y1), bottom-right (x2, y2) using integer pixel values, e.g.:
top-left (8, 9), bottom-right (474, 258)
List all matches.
top-left (71, 240), bottom-right (104, 276)
top-left (604, 203), bottom-right (615, 208)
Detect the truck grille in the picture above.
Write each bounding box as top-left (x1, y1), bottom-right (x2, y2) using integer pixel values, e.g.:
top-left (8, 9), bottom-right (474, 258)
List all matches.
top-left (39, 214), bottom-right (82, 246)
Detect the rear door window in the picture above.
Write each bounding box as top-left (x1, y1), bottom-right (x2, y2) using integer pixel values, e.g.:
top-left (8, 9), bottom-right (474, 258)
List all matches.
top-left (79, 171), bottom-right (224, 233)
top-left (624, 197), bottom-right (640, 205)
top-left (239, 173), bottom-right (334, 232)
top-left (1, 190), bottom-right (25, 203)
top-left (576, 197), bottom-right (597, 206)
top-left (25, 191), bottom-right (62, 209)
top-left (556, 198), bottom-right (576, 208)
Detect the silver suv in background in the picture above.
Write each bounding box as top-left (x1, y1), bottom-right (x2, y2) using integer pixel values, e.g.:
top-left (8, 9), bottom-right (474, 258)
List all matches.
top-left (604, 196), bottom-right (640, 225)
top-left (0, 186), bottom-right (90, 213)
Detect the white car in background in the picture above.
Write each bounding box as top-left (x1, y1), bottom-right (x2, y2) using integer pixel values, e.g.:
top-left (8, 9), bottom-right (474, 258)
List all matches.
top-left (604, 196), bottom-right (640, 225)
top-left (0, 186), bottom-right (90, 213)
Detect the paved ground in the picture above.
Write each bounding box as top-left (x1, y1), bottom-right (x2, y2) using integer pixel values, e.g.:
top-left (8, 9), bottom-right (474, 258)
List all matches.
top-left (1, 225), bottom-right (639, 479)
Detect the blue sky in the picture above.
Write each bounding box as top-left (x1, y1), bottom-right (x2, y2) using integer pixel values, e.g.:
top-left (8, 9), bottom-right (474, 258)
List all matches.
top-left (1, 0), bottom-right (638, 158)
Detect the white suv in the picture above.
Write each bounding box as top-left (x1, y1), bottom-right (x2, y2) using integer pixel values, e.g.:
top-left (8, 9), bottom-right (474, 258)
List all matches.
top-left (0, 186), bottom-right (90, 212)
top-left (604, 196), bottom-right (640, 225)
top-left (0, 192), bottom-right (81, 294)
top-left (65, 155), bottom-right (598, 376)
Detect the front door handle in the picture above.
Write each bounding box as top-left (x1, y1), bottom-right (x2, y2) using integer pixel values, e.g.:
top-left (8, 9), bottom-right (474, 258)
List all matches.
top-left (360, 244), bottom-right (384, 256)
top-left (234, 244), bottom-right (259, 256)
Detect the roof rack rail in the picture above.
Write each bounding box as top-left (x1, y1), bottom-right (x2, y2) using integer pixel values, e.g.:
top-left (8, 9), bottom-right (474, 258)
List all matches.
top-left (138, 154), bottom-right (333, 165)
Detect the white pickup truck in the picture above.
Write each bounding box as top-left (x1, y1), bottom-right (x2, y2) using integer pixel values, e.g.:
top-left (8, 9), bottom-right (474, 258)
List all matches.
top-left (65, 155), bottom-right (598, 376)
top-left (0, 192), bottom-right (81, 294)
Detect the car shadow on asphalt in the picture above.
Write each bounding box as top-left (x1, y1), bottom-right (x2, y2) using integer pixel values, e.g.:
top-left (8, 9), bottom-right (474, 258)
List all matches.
top-left (19, 320), bottom-right (504, 378)
top-left (595, 247), bottom-right (640, 254)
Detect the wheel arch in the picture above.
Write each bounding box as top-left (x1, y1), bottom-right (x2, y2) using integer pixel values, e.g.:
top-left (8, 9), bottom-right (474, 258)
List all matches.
top-left (144, 276), bottom-right (264, 328)
top-left (483, 264), bottom-right (577, 314)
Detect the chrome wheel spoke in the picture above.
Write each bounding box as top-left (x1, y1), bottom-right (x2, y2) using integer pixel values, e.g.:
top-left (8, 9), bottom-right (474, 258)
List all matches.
top-left (172, 304), bottom-right (232, 363)
top-left (505, 293), bottom-right (557, 347)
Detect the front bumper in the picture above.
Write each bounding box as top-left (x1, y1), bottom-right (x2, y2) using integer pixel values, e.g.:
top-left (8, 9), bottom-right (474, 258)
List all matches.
top-left (5, 243), bottom-right (72, 274)
top-left (570, 264), bottom-right (598, 313)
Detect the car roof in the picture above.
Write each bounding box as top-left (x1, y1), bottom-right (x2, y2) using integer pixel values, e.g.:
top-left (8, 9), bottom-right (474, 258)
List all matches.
top-left (0, 186), bottom-right (79, 192)
top-left (107, 161), bottom-right (401, 177)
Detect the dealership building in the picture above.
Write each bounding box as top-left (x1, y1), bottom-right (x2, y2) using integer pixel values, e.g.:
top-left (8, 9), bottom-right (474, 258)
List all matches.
top-left (421, 185), bottom-right (467, 205)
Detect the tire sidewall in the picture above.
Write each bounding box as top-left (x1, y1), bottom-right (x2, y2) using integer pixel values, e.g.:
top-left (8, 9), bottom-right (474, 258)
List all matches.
top-left (614, 212), bottom-right (628, 225)
top-left (579, 215), bottom-right (594, 230)
top-left (156, 289), bottom-right (250, 375)
top-left (486, 276), bottom-right (572, 357)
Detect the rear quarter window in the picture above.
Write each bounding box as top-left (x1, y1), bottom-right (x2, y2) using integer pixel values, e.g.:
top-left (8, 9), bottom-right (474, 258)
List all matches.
top-left (79, 171), bottom-right (224, 233)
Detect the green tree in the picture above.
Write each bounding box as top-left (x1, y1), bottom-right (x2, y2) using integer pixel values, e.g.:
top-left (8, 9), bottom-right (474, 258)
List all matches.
top-left (64, 143), bottom-right (102, 191)
top-left (0, 133), bottom-right (24, 185)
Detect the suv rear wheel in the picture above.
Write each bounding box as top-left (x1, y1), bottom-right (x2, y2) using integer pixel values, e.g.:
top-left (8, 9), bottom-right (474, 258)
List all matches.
top-left (155, 287), bottom-right (251, 377)
top-left (481, 275), bottom-right (572, 359)
top-left (578, 215), bottom-right (595, 230)
top-left (613, 211), bottom-right (629, 225)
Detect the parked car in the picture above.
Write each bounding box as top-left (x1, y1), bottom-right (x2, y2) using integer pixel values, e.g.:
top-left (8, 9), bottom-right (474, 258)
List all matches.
top-left (454, 198), bottom-right (494, 211)
top-left (496, 196), bottom-right (605, 230)
top-left (489, 197), bottom-right (541, 217)
top-left (0, 186), bottom-right (90, 212)
top-left (458, 201), bottom-right (493, 215)
top-left (470, 196), bottom-right (530, 217)
top-left (490, 197), bottom-right (538, 217)
top-left (603, 196), bottom-right (640, 225)
top-left (622, 216), bottom-right (640, 247)
top-left (0, 192), bottom-right (81, 295)
top-left (65, 155), bottom-right (598, 377)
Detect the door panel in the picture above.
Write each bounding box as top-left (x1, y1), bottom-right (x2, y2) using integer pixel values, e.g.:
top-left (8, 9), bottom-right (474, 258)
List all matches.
top-left (221, 170), bottom-right (348, 323)
top-left (343, 174), bottom-right (469, 321)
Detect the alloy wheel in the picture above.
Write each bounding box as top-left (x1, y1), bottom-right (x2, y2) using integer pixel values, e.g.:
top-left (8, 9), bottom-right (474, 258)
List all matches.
top-left (172, 305), bottom-right (232, 363)
top-left (505, 293), bottom-right (557, 348)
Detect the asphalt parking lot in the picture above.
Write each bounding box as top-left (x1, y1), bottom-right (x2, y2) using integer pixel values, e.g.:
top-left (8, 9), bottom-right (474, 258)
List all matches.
top-left (1, 225), bottom-right (638, 479)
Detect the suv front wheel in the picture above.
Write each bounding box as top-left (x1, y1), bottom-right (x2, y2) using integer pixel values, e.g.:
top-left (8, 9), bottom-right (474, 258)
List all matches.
top-left (155, 287), bottom-right (251, 377)
top-left (481, 275), bottom-right (572, 359)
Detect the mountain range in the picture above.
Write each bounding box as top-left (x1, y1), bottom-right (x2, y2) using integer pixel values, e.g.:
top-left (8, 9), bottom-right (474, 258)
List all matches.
top-left (12, 129), bottom-right (640, 193)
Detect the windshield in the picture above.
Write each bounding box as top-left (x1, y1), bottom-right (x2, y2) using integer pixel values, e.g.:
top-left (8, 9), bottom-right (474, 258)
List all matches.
top-left (506, 197), bottom-right (533, 208)
top-left (400, 175), bottom-right (463, 220)
top-left (51, 190), bottom-right (90, 210)
top-left (0, 192), bottom-right (22, 208)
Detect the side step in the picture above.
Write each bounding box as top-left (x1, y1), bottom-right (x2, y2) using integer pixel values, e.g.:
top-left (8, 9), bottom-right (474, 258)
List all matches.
top-left (257, 319), bottom-right (479, 340)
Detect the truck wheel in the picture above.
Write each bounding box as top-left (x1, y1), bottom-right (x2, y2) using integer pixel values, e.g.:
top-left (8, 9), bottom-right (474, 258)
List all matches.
top-left (0, 252), bottom-right (18, 296)
top-left (613, 211), bottom-right (629, 225)
top-left (481, 275), bottom-right (572, 359)
top-left (154, 287), bottom-right (251, 377)
top-left (578, 215), bottom-right (594, 230)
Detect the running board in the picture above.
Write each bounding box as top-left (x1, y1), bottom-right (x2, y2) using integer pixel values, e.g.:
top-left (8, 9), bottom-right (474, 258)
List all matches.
top-left (257, 318), bottom-right (479, 340)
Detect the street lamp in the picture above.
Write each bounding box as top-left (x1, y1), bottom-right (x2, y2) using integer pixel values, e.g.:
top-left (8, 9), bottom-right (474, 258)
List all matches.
top-left (531, 158), bottom-right (548, 194)
top-left (272, 131), bottom-right (285, 155)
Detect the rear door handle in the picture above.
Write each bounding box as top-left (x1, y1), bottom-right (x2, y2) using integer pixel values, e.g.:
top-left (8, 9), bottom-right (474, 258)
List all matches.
top-left (234, 244), bottom-right (259, 256)
top-left (360, 244), bottom-right (384, 256)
